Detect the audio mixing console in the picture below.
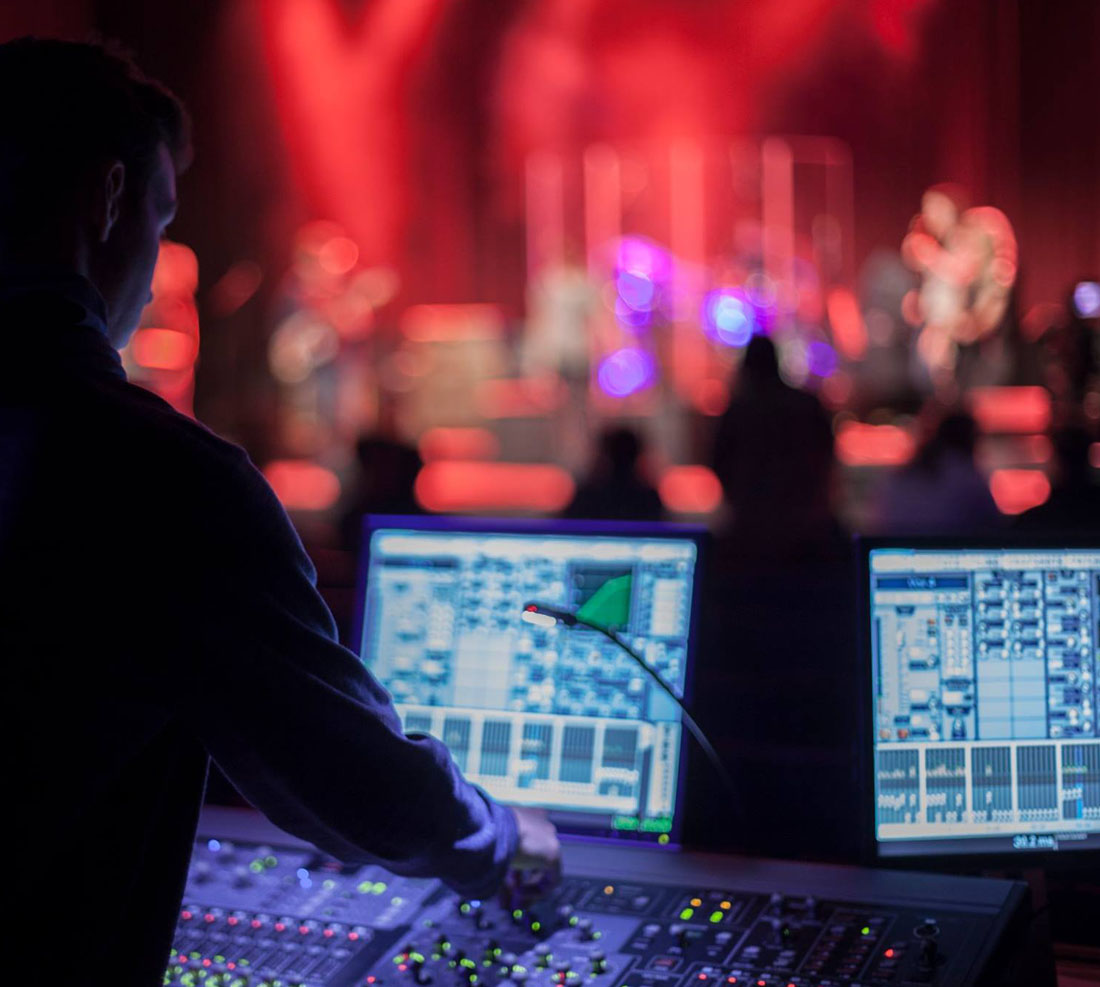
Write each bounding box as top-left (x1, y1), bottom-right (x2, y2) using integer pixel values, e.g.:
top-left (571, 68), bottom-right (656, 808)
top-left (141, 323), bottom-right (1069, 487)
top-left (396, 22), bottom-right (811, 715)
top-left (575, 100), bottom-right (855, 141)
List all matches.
top-left (164, 810), bottom-right (1037, 987)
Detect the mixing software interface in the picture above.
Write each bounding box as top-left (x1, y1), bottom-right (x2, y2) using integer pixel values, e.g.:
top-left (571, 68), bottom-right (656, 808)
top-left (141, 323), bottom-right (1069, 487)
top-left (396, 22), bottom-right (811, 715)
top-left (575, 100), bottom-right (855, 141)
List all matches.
top-left (869, 547), bottom-right (1100, 857)
top-left (358, 525), bottom-right (700, 841)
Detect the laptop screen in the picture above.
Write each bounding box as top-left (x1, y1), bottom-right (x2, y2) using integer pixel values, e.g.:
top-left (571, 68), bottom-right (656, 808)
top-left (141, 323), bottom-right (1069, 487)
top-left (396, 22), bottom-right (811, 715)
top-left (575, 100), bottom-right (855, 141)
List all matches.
top-left (355, 516), bottom-right (704, 846)
top-left (866, 543), bottom-right (1100, 859)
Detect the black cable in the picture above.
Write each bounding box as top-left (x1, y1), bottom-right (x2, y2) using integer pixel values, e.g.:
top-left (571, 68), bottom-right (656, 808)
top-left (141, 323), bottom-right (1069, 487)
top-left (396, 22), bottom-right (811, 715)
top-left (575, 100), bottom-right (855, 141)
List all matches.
top-left (529, 602), bottom-right (739, 810)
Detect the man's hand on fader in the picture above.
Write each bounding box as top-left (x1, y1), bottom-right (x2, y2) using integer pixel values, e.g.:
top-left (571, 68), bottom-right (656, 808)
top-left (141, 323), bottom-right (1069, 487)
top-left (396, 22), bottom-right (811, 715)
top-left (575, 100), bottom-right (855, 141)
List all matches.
top-left (507, 805), bottom-right (562, 895)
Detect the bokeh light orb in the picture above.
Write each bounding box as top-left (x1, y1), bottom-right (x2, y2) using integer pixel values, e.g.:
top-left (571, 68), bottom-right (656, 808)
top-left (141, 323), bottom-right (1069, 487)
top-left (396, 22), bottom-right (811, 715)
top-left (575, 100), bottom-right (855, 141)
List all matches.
top-left (597, 347), bottom-right (656, 398)
top-left (1073, 280), bottom-right (1100, 319)
top-left (702, 288), bottom-right (758, 347)
top-left (617, 269), bottom-right (657, 311)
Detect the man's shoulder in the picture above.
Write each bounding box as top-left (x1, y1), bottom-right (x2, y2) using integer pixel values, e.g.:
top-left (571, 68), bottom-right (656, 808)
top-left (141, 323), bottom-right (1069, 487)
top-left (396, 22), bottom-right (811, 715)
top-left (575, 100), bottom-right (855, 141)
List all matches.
top-left (97, 377), bottom-right (255, 477)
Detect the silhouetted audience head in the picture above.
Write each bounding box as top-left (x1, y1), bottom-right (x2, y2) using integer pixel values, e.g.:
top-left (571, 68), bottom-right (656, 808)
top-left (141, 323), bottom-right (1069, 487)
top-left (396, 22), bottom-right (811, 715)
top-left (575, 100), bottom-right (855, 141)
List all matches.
top-left (912, 410), bottom-right (978, 471)
top-left (741, 334), bottom-right (780, 384)
top-left (563, 425), bottom-right (664, 521)
top-left (1052, 424), bottom-right (1094, 486)
top-left (599, 426), bottom-right (642, 477)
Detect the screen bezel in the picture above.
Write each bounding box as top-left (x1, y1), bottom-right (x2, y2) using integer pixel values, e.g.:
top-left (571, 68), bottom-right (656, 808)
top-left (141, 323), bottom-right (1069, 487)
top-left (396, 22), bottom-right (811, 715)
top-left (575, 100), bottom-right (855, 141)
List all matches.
top-left (352, 513), bottom-right (708, 850)
top-left (858, 533), bottom-right (1100, 871)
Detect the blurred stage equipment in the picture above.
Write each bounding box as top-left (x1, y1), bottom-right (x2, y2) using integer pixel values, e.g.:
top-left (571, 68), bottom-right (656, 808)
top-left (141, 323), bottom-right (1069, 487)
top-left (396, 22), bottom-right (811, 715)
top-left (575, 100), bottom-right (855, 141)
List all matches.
top-left (523, 137), bottom-right (856, 470)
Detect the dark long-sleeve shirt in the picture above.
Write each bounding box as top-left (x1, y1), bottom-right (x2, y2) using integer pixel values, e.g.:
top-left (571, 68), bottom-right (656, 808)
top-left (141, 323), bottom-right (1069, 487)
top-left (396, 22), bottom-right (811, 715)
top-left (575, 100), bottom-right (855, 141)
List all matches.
top-left (1, 277), bottom-right (516, 986)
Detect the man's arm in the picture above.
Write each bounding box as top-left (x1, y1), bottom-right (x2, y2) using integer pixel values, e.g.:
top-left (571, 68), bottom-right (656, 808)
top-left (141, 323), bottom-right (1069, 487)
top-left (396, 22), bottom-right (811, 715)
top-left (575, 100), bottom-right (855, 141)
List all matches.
top-left (156, 439), bottom-right (556, 898)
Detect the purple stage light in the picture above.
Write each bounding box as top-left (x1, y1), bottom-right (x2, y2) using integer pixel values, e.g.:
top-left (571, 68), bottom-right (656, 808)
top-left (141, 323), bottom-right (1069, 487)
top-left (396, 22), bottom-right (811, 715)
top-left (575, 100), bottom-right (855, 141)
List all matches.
top-left (807, 340), bottom-right (838, 378)
top-left (616, 269), bottom-right (658, 311)
top-left (702, 288), bottom-right (758, 347)
top-left (615, 236), bottom-right (673, 283)
top-left (614, 296), bottom-right (654, 330)
top-left (597, 347), bottom-right (656, 397)
top-left (1073, 281), bottom-right (1100, 319)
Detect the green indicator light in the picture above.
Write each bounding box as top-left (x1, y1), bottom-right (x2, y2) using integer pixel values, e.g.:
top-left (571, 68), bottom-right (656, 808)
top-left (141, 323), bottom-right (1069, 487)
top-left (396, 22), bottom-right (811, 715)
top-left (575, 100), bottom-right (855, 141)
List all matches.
top-left (374, 882), bottom-right (388, 893)
top-left (569, 916), bottom-right (579, 927)
top-left (323, 879), bottom-right (337, 890)
top-left (709, 911), bottom-right (723, 924)
top-left (515, 967), bottom-right (527, 975)
top-left (214, 954), bottom-right (226, 962)
top-left (493, 948), bottom-right (502, 957)
top-left (513, 909), bottom-right (523, 920)
top-left (461, 959), bottom-right (477, 970)
top-left (658, 834), bottom-right (670, 845)
top-left (412, 953), bottom-right (426, 964)
top-left (442, 942), bottom-right (452, 951)
top-left (249, 860), bottom-right (264, 873)
top-left (862, 927), bottom-right (871, 936)
top-left (358, 881), bottom-right (373, 893)
top-left (531, 921), bottom-right (542, 932)
top-left (264, 855), bottom-right (278, 867)
top-left (239, 959), bottom-right (249, 967)
top-left (460, 903), bottom-right (471, 914)
top-left (394, 957), bottom-right (404, 965)
top-left (679, 908), bottom-right (694, 921)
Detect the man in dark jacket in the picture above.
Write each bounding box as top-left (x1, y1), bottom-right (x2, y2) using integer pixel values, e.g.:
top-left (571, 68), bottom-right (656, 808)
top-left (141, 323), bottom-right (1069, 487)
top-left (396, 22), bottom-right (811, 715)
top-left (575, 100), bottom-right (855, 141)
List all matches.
top-left (0, 38), bottom-right (557, 985)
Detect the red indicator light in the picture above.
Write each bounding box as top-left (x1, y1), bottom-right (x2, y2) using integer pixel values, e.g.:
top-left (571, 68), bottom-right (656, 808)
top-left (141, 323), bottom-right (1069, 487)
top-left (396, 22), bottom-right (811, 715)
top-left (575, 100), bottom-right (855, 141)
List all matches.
top-left (757, 981), bottom-right (767, 986)
top-left (350, 932), bottom-right (361, 941)
top-left (204, 914), bottom-right (215, 923)
top-left (275, 922), bottom-right (286, 933)
top-left (367, 978), bottom-right (377, 984)
top-left (727, 979), bottom-right (738, 984)
top-left (227, 916), bottom-right (239, 926)
top-left (228, 963), bottom-right (236, 971)
top-left (399, 964), bottom-right (408, 972)
top-left (299, 925), bottom-right (310, 935)
top-left (251, 919), bottom-right (262, 929)
top-left (202, 959), bottom-right (212, 968)
top-left (699, 975), bottom-right (708, 981)
top-left (324, 929), bottom-right (335, 938)
top-left (885, 949), bottom-right (895, 959)
top-left (181, 910), bottom-right (193, 921)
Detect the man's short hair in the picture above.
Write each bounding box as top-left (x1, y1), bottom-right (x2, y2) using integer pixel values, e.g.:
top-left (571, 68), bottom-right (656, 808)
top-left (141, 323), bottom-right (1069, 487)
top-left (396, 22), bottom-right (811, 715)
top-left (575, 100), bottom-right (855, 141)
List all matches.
top-left (0, 37), bottom-right (191, 240)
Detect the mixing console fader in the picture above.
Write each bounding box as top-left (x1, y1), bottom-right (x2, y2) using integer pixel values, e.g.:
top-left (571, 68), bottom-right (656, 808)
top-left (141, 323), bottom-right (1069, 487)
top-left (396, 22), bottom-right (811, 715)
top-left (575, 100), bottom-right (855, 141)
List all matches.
top-left (168, 810), bottom-right (1037, 987)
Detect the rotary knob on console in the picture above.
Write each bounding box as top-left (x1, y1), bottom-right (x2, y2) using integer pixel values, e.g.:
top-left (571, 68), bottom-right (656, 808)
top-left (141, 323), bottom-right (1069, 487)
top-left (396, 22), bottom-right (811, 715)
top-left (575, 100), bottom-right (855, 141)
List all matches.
top-left (232, 864), bottom-right (253, 888)
top-left (534, 944), bottom-right (553, 969)
top-left (589, 949), bottom-right (608, 975)
top-left (916, 936), bottom-right (939, 975)
top-left (576, 918), bottom-right (596, 941)
top-left (768, 918), bottom-right (792, 945)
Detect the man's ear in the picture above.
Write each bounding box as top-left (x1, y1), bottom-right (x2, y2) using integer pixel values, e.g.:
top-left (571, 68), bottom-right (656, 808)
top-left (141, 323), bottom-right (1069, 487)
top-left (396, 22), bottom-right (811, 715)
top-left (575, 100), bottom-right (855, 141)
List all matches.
top-left (99, 161), bottom-right (126, 243)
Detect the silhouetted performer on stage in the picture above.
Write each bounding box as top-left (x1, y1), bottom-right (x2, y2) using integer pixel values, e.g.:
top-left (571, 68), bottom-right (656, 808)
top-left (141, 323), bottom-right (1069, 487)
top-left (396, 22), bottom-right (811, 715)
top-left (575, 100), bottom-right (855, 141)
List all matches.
top-left (563, 426), bottom-right (665, 522)
top-left (0, 39), bottom-right (557, 987)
